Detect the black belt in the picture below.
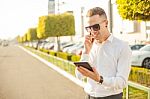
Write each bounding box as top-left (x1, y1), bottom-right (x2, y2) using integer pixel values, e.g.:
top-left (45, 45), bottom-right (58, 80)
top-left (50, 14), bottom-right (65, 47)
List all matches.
top-left (87, 92), bottom-right (123, 99)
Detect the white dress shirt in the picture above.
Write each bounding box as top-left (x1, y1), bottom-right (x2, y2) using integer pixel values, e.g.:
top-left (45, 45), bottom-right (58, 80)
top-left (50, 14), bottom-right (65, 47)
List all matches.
top-left (75, 34), bottom-right (132, 97)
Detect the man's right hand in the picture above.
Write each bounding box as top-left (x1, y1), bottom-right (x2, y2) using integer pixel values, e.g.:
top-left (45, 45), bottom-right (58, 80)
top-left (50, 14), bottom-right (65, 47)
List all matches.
top-left (83, 35), bottom-right (94, 54)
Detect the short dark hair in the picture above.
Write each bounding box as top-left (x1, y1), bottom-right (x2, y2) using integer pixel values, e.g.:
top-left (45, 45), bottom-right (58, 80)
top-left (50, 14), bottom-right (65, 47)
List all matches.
top-left (86, 7), bottom-right (107, 19)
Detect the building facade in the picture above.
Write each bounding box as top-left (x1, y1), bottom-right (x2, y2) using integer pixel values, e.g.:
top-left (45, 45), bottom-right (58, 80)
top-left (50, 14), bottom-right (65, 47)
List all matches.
top-left (48, 0), bottom-right (55, 14)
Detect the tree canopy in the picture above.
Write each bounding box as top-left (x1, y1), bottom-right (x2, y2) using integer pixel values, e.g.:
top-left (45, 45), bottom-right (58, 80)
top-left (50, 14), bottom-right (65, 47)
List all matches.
top-left (27, 28), bottom-right (38, 41)
top-left (116, 0), bottom-right (150, 21)
top-left (37, 13), bottom-right (75, 39)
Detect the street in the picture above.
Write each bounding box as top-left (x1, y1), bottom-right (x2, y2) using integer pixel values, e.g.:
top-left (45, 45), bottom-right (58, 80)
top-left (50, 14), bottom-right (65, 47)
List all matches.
top-left (0, 45), bottom-right (85, 99)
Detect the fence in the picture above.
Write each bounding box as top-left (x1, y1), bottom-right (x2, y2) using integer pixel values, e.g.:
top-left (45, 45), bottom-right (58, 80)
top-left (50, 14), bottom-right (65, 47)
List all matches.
top-left (126, 81), bottom-right (150, 99)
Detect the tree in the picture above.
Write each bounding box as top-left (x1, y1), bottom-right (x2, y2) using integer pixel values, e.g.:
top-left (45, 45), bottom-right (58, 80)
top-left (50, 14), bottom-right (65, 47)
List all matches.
top-left (16, 35), bottom-right (22, 43)
top-left (57, 13), bottom-right (75, 36)
top-left (37, 13), bottom-right (75, 51)
top-left (116, 0), bottom-right (150, 21)
top-left (51, 13), bottom-right (75, 51)
top-left (27, 28), bottom-right (38, 41)
top-left (116, 0), bottom-right (150, 39)
top-left (23, 33), bottom-right (27, 42)
top-left (37, 13), bottom-right (75, 38)
top-left (37, 16), bottom-right (49, 39)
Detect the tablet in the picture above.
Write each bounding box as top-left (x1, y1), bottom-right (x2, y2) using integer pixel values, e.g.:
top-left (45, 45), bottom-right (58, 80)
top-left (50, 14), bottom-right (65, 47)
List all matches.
top-left (74, 62), bottom-right (93, 72)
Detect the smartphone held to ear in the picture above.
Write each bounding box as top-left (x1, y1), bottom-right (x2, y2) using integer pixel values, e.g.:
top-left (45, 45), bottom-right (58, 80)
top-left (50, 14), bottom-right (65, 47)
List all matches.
top-left (90, 33), bottom-right (94, 43)
top-left (91, 38), bottom-right (94, 43)
top-left (74, 62), bottom-right (93, 72)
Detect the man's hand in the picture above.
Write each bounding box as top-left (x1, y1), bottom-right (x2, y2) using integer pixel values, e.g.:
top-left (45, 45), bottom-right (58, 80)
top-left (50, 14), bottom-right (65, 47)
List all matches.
top-left (77, 66), bottom-right (100, 82)
top-left (83, 35), bottom-right (94, 54)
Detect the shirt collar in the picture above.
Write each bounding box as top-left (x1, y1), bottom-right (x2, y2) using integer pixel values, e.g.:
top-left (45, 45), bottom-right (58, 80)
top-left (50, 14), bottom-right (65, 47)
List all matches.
top-left (94, 33), bottom-right (113, 45)
top-left (106, 33), bottom-right (113, 43)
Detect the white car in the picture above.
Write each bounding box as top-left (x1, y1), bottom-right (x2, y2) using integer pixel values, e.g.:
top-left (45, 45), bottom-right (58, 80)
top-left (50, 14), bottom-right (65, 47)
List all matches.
top-left (131, 44), bottom-right (150, 69)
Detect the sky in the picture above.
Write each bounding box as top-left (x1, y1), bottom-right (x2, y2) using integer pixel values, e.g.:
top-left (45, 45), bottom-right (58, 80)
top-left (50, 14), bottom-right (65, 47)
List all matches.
top-left (0, 0), bottom-right (108, 40)
top-left (0, 0), bottom-right (48, 39)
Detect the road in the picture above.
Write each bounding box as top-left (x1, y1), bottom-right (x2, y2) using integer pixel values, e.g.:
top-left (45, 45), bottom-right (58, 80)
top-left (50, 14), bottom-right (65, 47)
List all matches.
top-left (0, 45), bottom-right (85, 99)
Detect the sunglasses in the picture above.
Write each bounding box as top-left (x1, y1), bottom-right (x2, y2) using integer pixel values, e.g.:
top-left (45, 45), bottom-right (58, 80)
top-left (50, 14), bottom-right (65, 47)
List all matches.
top-left (85, 24), bottom-right (100, 32)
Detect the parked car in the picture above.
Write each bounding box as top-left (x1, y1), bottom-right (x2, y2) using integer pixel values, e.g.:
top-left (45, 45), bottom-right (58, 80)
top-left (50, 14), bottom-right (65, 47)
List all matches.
top-left (53, 41), bottom-right (68, 51)
top-left (62, 42), bottom-right (77, 52)
top-left (44, 42), bottom-right (54, 50)
top-left (32, 41), bottom-right (38, 49)
top-left (75, 47), bottom-right (84, 55)
top-left (130, 44), bottom-right (145, 50)
top-left (38, 41), bottom-right (47, 50)
top-left (60, 42), bottom-right (75, 51)
top-left (67, 42), bottom-right (83, 54)
top-left (2, 40), bottom-right (9, 47)
top-left (131, 44), bottom-right (150, 69)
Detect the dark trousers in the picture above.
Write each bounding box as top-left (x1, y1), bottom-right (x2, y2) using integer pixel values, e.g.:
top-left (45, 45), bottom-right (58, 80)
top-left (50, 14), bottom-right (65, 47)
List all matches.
top-left (86, 93), bottom-right (123, 99)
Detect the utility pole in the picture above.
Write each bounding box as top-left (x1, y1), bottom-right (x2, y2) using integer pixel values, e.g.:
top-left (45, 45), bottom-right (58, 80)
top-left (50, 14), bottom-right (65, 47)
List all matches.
top-left (108, 0), bottom-right (113, 33)
top-left (57, 0), bottom-right (60, 14)
top-left (81, 7), bottom-right (84, 37)
top-left (57, 0), bottom-right (65, 14)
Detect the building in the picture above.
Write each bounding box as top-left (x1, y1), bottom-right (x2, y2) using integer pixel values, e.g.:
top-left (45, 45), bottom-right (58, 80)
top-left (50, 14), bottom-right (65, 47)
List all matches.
top-left (48, 0), bottom-right (55, 14)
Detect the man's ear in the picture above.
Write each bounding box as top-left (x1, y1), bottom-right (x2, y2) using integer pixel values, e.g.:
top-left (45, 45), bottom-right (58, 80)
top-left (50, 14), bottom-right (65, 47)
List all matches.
top-left (105, 20), bottom-right (108, 27)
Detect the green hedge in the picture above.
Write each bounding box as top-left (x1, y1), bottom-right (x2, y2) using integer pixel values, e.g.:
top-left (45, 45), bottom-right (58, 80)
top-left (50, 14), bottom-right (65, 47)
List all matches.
top-left (71, 55), bottom-right (81, 62)
top-left (42, 49), bottom-right (49, 54)
top-left (47, 50), bottom-right (80, 61)
top-left (57, 52), bottom-right (69, 60)
top-left (49, 50), bottom-right (57, 56)
top-left (129, 67), bottom-right (150, 87)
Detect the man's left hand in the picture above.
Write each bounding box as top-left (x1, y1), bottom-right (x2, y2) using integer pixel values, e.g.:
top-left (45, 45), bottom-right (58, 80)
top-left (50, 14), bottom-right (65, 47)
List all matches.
top-left (77, 66), bottom-right (100, 82)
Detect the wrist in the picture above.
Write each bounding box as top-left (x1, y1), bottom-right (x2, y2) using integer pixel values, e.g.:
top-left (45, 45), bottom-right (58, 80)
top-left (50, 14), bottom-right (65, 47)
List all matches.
top-left (97, 76), bottom-right (103, 84)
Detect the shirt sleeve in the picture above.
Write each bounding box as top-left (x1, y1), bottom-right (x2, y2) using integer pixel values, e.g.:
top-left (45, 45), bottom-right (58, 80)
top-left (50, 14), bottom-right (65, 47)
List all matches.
top-left (102, 43), bottom-right (132, 90)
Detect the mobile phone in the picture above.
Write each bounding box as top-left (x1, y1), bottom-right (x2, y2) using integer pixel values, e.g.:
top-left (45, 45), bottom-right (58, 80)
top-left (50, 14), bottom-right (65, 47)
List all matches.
top-left (90, 33), bottom-right (94, 43)
top-left (74, 62), bottom-right (93, 72)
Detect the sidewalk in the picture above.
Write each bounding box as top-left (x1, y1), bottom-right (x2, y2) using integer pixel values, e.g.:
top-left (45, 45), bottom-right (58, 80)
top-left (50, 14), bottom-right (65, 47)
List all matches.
top-left (0, 45), bottom-right (85, 99)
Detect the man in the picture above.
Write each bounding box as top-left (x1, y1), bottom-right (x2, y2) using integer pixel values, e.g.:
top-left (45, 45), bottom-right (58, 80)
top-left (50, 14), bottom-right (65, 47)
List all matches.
top-left (75, 7), bottom-right (132, 99)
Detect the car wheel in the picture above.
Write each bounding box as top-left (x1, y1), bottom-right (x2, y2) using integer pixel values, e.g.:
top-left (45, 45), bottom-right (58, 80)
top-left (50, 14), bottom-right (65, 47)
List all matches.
top-left (142, 58), bottom-right (150, 69)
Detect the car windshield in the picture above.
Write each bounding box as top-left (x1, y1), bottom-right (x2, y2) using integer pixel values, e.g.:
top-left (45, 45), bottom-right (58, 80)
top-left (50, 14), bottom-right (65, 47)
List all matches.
top-left (130, 44), bottom-right (145, 50)
top-left (140, 45), bottom-right (150, 51)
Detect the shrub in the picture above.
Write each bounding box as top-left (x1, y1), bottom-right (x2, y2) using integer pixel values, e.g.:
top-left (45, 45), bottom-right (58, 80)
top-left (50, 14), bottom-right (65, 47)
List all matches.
top-left (49, 50), bottom-right (57, 56)
top-left (57, 52), bottom-right (68, 60)
top-left (129, 67), bottom-right (150, 86)
top-left (71, 55), bottom-right (81, 62)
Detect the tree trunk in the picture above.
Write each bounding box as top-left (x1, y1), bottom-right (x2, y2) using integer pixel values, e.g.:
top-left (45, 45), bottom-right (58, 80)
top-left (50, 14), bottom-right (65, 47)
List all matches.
top-left (55, 36), bottom-right (60, 51)
top-left (145, 21), bottom-right (148, 40)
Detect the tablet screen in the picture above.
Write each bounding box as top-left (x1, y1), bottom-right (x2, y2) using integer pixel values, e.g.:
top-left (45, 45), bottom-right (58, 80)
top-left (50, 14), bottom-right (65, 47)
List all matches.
top-left (74, 62), bottom-right (93, 72)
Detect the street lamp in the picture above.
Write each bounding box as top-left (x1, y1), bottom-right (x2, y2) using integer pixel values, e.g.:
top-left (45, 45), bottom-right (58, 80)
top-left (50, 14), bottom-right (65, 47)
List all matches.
top-left (57, 0), bottom-right (65, 14)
